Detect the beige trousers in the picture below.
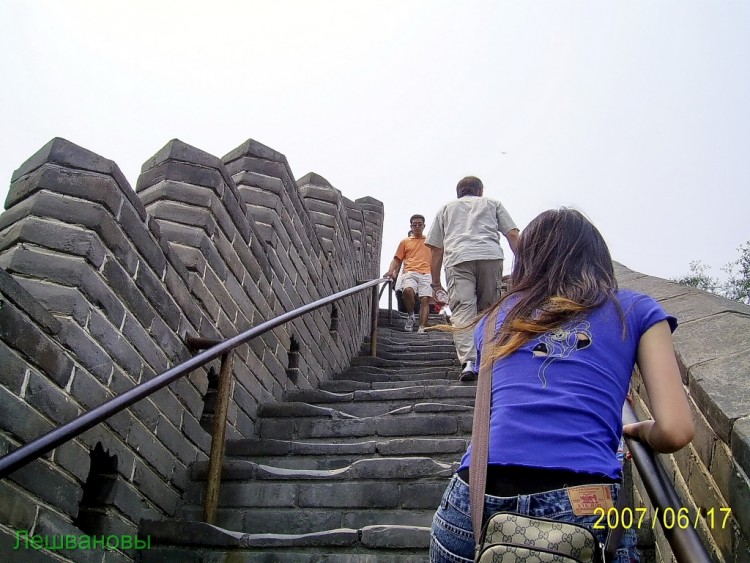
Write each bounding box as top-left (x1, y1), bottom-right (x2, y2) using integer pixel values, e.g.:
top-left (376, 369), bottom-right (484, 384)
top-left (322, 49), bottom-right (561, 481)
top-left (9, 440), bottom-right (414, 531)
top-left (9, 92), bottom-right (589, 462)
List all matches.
top-left (446, 259), bottom-right (504, 364)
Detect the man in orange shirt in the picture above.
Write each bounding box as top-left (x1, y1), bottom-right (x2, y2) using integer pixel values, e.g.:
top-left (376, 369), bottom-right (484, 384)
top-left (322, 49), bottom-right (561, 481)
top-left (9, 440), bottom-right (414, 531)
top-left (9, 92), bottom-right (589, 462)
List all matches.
top-left (384, 214), bottom-right (432, 333)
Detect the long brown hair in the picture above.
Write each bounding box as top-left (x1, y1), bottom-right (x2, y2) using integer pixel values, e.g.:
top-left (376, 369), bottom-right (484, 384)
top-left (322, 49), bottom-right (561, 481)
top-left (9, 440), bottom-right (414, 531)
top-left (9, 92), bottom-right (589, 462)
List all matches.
top-left (483, 208), bottom-right (620, 363)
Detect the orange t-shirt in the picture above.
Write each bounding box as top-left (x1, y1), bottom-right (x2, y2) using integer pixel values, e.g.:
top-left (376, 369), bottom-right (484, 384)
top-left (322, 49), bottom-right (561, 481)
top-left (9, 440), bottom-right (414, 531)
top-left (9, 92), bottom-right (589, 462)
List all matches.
top-left (395, 236), bottom-right (431, 274)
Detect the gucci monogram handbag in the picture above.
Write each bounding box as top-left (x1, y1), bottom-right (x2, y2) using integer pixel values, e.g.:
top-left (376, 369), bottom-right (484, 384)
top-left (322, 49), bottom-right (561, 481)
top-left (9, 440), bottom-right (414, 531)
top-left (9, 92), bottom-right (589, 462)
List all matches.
top-left (470, 309), bottom-right (623, 563)
top-left (475, 512), bottom-right (601, 562)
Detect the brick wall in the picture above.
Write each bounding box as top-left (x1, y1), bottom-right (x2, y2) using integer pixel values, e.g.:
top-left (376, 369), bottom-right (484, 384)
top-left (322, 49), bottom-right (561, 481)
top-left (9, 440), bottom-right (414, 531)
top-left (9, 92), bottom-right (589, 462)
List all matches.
top-left (616, 263), bottom-right (750, 563)
top-left (0, 137), bottom-right (383, 560)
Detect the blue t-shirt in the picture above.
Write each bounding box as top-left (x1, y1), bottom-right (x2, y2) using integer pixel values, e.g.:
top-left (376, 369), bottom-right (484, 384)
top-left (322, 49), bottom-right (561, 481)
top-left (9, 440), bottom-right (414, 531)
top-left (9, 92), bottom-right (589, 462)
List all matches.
top-left (458, 289), bottom-right (676, 480)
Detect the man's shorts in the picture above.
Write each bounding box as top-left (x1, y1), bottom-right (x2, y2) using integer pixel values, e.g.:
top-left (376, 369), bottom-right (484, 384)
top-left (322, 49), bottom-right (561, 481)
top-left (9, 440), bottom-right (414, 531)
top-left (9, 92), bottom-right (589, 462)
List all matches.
top-left (401, 272), bottom-right (432, 298)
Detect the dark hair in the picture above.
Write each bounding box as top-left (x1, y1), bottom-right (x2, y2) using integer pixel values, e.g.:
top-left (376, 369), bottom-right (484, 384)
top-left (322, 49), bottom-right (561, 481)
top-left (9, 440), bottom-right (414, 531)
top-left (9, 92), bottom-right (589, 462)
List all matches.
top-left (456, 176), bottom-right (483, 198)
top-left (410, 214), bottom-right (425, 224)
top-left (485, 208), bottom-right (620, 361)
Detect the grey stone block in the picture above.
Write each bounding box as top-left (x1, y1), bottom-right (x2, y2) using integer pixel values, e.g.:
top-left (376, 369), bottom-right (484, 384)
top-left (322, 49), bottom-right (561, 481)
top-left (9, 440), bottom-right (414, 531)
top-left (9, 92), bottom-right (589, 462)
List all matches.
top-left (24, 369), bottom-right (80, 425)
top-left (133, 260), bottom-right (181, 331)
top-left (729, 465), bottom-right (750, 549)
top-left (164, 266), bottom-right (203, 330)
top-left (8, 457), bottom-right (82, 518)
top-left (218, 482), bottom-right (296, 508)
top-left (187, 272), bottom-right (221, 322)
top-left (0, 479), bottom-right (39, 529)
top-left (0, 338), bottom-right (36, 393)
top-left (127, 421), bottom-right (176, 479)
top-left (137, 161), bottom-right (225, 196)
top-left (376, 415), bottom-right (458, 437)
top-left (14, 278), bottom-right (92, 329)
top-left (138, 178), bottom-right (214, 208)
top-left (89, 310), bottom-right (145, 374)
top-left (167, 376), bottom-right (205, 421)
top-left (101, 257), bottom-right (156, 329)
top-left (223, 139), bottom-right (288, 171)
top-left (122, 314), bottom-right (168, 373)
top-left (58, 318), bottom-right (120, 384)
top-left (0, 300), bottom-right (73, 387)
top-left (0, 382), bottom-right (55, 444)
top-left (299, 482), bottom-right (399, 508)
top-left (400, 482), bottom-right (449, 509)
top-left (239, 508), bottom-right (341, 535)
top-left (10, 138), bottom-right (139, 212)
top-left (155, 418), bottom-right (198, 465)
top-left (0, 215), bottom-right (107, 270)
top-left (341, 508), bottom-right (434, 530)
top-left (348, 458), bottom-right (454, 480)
top-left (31, 507), bottom-right (102, 563)
top-left (689, 351), bottom-right (750, 442)
top-left (8, 164), bottom-right (122, 217)
top-left (0, 528), bottom-right (63, 563)
top-left (360, 525), bottom-right (430, 549)
top-left (132, 459), bottom-right (180, 516)
top-left (118, 202), bottom-right (167, 276)
top-left (52, 439), bottom-right (90, 483)
top-left (150, 199), bottom-right (218, 237)
top-left (733, 417), bottom-right (750, 492)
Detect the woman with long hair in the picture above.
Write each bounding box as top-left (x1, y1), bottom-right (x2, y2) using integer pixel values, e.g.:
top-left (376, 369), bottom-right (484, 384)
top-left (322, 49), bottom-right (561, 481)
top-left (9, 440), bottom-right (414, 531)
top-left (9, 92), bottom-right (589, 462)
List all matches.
top-left (429, 208), bottom-right (694, 562)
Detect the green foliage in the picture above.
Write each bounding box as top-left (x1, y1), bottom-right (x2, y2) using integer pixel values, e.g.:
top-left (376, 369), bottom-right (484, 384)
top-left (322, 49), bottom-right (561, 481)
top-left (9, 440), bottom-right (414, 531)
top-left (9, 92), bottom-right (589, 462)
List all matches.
top-left (722, 241), bottom-right (750, 303)
top-left (673, 243), bottom-right (750, 304)
top-left (673, 261), bottom-right (721, 294)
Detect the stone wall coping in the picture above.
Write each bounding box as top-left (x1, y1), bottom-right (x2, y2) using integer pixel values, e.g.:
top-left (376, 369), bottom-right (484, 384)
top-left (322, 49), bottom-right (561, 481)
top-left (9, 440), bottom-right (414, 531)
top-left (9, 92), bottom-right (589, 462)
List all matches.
top-left (615, 261), bottom-right (750, 478)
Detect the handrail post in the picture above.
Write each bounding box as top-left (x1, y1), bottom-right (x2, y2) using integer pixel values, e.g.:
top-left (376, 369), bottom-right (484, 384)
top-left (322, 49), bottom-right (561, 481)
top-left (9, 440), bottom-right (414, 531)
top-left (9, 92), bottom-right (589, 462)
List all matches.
top-left (370, 284), bottom-right (379, 357)
top-left (388, 280), bottom-right (393, 324)
top-left (203, 351), bottom-right (234, 524)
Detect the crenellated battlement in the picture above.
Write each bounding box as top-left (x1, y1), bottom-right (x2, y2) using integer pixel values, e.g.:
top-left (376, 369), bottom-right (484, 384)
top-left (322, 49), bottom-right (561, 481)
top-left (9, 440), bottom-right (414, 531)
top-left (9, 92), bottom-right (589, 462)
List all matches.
top-left (0, 137), bottom-right (383, 557)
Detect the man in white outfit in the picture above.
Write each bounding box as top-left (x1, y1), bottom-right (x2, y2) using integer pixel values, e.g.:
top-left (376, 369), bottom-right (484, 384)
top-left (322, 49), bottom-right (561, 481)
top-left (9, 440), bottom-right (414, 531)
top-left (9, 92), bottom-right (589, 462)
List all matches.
top-left (426, 176), bottom-right (520, 381)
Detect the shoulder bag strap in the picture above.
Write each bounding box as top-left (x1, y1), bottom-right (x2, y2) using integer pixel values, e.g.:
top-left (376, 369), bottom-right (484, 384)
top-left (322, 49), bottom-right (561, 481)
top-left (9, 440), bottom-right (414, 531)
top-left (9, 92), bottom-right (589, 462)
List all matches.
top-left (469, 307), bottom-right (499, 543)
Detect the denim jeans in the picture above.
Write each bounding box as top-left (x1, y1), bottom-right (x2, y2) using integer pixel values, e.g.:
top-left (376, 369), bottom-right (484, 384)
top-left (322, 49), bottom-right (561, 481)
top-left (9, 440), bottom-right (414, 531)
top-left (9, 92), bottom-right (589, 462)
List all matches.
top-left (430, 474), bottom-right (640, 562)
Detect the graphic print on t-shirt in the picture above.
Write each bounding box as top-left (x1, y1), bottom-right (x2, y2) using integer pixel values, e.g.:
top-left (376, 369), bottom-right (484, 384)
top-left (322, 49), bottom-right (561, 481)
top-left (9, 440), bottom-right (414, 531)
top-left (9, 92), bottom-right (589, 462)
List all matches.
top-left (531, 320), bottom-right (592, 387)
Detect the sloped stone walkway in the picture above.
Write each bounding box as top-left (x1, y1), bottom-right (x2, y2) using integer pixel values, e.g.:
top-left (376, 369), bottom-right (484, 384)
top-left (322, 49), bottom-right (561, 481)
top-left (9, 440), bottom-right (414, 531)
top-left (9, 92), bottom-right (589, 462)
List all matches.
top-left (139, 310), bottom-right (472, 562)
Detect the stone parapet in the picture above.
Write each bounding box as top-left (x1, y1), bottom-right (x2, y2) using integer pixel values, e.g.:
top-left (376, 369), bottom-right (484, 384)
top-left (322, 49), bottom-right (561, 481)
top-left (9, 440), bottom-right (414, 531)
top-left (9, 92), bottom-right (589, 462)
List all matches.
top-left (616, 262), bottom-right (750, 563)
top-left (0, 137), bottom-right (383, 560)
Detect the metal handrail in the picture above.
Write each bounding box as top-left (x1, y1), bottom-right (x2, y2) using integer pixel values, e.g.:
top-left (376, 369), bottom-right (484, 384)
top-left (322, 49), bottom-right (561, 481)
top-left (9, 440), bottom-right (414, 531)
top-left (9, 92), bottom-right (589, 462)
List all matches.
top-left (0, 277), bottom-right (389, 479)
top-left (622, 402), bottom-right (713, 563)
top-left (379, 279), bottom-right (394, 324)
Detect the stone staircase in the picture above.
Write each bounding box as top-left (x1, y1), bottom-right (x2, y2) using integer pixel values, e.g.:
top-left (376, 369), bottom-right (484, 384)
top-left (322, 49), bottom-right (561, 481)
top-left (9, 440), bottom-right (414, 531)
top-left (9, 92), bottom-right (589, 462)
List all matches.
top-left (139, 310), bottom-right (472, 562)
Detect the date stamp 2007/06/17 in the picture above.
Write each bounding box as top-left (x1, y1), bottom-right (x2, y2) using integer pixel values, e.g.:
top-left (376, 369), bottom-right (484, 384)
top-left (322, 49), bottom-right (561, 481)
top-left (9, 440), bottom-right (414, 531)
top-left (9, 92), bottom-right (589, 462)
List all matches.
top-left (593, 507), bottom-right (732, 530)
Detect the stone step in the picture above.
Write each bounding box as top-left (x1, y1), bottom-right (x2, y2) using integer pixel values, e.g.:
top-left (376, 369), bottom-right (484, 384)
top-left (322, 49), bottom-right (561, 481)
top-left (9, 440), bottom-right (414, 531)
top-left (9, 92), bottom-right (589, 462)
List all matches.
top-left (320, 378), bottom-right (473, 392)
top-left (262, 399), bottom-right (472, 419)
top-left (284, 384), bottom-right (476, 404)
top-left (191, 456), bottom-right (456, 482)
top-left (257, 411), bottom-right (473, 440)
top-left (335, 369), bottom-right (461, 384)
top-left (180, 458), bottom-right (455, 534)
top-left (349, 356), bottom-right (456, 368)
top-left (338, 365), bottom-right (461, 378)
top-left (145, 307), bottom-right (471, 559)
top-left (368, 328), bottom-right (455, 341)
top-left (223, 437), bottom-right (470, 469)
top-left (178, 505), bottom-right (438, 538)
top-left (140, 520), bottom-right (430, 562)
top-left (366, 349), bottom-right (457, 362)
top-left (365, 331), bottom-right (456, 347)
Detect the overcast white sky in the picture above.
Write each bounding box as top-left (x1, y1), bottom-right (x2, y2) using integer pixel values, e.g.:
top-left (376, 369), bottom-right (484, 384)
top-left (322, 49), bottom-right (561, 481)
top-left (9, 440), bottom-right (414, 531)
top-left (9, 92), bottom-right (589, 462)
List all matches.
top-left (2, 1), bottom-right (748, 293)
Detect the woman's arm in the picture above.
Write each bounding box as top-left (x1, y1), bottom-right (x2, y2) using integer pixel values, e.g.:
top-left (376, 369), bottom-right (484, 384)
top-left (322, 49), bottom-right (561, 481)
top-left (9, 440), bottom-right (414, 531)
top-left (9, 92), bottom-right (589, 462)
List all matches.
top-left (622, 320), bottom-right (694, 453)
